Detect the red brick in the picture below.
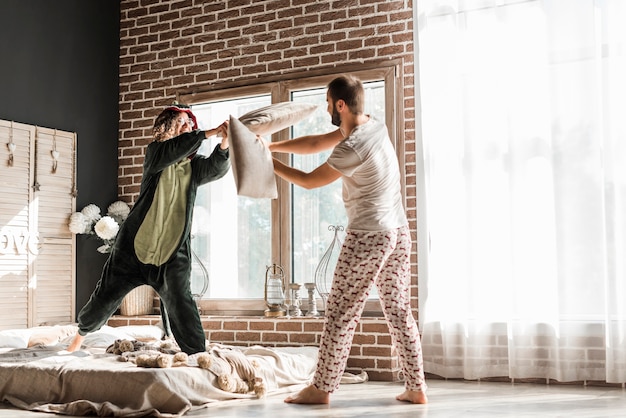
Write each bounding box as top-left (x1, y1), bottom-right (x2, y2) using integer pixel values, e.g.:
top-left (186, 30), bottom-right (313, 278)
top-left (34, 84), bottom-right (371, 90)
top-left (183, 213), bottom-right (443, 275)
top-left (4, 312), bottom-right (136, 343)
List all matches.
top-left (218, 68), bottom-right (242, 79)
top-left (376, 335), bottom-right (392, 345)
top-left (241, 4), bottom-right (265, 15)
top-left (249, 321), bottom-right (275, 331)
top-left (367, 370), bottom-right (402, 382)
top-left (378, 1), bottom-right (406, 12)
top-left (235, 332), bottom-right (262, 341)
top-left (208, 331), bottom-right (235, 342)
top-left (289, 333), bottom-right (317, 344)
top-left (123, 166), bottom-right (142, 176)
top-left (336, 40), bottom-right (363, 51)
top-left (348, 5), bottom-right (376, 17)
top-left (118, 161), bottom-right (133, 171)
top-left (352, 334), bottom-right (376, 345)
top-left (294, 57), bottom-right (319, 67)
top-left (361, 323), bottom-right (389, 333)
top-left (303, 321), bottom-right (324, 332)
top-left (303, 1), bottom-right (331, 13)
top-left (276, 322), bottom-right (303, 332)
top-left (346, 358), bottom-right (376, 369)
top-left (262, 332), bottom-right (289, 343)
top-left (349, 49), bottom-right (376, 60)
top-left (201, 320), bottom-right (222, 330)
top-left (107, 318), bottom-right (130, 327)
top-left (362, 346), bottom-right (394, 357)
top-left (223, 321), bottom-right (248, 330)
top-left (376, 357), bottom-right (400, 369)
top-left (321, 53), bottom-right (348, 64)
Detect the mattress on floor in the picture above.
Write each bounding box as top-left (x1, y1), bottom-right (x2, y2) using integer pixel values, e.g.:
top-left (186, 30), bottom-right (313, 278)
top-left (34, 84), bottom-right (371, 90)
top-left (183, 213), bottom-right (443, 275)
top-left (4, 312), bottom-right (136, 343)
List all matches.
top-left (0, 324), bottom-right (318, 417)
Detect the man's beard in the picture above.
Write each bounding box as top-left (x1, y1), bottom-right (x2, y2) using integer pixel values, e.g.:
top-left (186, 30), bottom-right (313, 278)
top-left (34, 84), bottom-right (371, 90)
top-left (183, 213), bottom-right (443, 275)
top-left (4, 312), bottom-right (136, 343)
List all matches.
top-left (331, 107), bottom-right (341, 127)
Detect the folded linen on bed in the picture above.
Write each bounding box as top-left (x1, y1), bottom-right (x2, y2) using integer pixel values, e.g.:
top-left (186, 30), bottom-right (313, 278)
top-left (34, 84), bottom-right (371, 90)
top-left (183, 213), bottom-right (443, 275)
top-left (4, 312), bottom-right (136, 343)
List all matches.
top-left (0, 345), bottom-right (89, 363)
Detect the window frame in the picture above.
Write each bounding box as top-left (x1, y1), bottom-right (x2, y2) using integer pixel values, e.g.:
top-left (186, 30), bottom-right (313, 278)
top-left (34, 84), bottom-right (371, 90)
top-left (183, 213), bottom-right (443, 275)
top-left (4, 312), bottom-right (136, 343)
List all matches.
top-left (178, 61), bottom-right (405, 316)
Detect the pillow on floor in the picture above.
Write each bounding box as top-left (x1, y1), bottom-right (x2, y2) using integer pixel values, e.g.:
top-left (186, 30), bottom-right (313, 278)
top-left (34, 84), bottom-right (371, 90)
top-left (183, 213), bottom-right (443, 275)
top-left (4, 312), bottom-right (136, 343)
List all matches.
top-left (28, 324), bottom-right (78, 347)
top-left (78, 325), bottom-right (135, 348)
top-left (238, 102), bottom-right (318, 136)
top-left (0, 328), bottom-right (32, 348)
top-left (228, 115), bottom-right (278, 199)
top-left (116, 325), bottom-right (164, 342)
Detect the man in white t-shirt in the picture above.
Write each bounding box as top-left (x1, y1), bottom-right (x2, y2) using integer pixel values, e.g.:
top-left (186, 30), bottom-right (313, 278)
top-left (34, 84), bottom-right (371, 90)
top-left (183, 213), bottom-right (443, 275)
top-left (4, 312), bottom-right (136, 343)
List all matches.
top-left (270, 75), bottom-right (428, 405)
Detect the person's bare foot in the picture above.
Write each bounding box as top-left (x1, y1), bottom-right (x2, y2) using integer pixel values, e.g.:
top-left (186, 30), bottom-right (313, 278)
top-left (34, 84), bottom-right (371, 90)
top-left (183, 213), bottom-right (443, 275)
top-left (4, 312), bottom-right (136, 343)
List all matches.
top-left (66, 334), bottom-right (84, 352)
top-left (284, 384), bottom-right (330, 404)
top-left (396, 389), bottom-right (428, 404)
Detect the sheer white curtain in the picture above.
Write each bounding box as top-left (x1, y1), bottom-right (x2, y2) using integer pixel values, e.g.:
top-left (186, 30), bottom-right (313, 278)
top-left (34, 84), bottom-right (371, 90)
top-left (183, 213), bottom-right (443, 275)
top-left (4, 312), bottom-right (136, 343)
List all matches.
top-left (414, 0), bottom-right (626, 382)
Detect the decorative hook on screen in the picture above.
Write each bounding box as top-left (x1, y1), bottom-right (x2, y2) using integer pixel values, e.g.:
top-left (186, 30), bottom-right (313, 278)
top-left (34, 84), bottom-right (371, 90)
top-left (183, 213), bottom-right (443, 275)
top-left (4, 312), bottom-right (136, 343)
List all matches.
top-left (51, 129), bottom-right (59, 173)
top-left (7, 121), bottom-right (15, 167)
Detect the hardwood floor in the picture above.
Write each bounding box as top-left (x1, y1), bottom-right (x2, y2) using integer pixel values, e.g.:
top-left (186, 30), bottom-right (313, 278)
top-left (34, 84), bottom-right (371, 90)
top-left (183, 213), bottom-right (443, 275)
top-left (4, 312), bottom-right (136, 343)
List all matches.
top-left (2, 379), bottom-right (625, 417)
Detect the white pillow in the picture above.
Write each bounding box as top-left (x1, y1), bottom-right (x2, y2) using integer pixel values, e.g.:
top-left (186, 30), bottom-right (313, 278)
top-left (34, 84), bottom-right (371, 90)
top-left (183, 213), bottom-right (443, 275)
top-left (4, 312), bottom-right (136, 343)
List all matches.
top-left (28, 324), bottom-right (78, 347)
top-left (228, 115), bottom-right (278, 199)
top-left (238, 102), bottom-right (318, 136)
top-left (80, 325), bottom-right (134, 348)
top-left (0, 329), bottom-right (32, 348)
top-left (115, 325), bottom-right (163, 341)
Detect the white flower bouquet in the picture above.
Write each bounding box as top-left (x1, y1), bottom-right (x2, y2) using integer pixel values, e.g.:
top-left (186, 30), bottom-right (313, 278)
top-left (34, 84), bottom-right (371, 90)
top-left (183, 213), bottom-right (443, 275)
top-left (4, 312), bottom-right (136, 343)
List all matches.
top-left (68, 201), bottom-right (131, 253)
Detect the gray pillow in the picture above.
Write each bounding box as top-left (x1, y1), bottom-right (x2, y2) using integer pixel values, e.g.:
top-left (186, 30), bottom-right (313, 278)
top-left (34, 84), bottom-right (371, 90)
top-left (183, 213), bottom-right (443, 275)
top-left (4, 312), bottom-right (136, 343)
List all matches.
top-left (228, 102), bottom-right (318, 199)
top-left (238, 102), bottom-right (319, 136)
top-left (228, 115), bottom-right (278, 199)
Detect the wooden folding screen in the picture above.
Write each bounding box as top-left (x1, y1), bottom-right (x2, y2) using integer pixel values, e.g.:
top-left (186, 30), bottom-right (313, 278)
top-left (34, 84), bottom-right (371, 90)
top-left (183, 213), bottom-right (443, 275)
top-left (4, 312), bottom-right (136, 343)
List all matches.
top-left (0, 120), bottom-right (76, 329)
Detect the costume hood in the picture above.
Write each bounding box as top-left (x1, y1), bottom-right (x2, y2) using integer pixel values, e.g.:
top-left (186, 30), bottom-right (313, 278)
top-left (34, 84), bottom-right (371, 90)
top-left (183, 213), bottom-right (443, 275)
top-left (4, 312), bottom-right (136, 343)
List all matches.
top-left (163, 104), bottom-right (198, 129)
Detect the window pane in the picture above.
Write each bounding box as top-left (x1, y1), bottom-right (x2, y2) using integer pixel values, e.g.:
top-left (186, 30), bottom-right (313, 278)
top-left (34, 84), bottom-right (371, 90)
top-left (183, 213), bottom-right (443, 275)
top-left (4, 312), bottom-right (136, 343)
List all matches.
top-left (290, 81), bottom-right (386, 294)
top-left (191, 96), bottom-right (272, 299)
top-left (188, 79), bottom-right (388, 304)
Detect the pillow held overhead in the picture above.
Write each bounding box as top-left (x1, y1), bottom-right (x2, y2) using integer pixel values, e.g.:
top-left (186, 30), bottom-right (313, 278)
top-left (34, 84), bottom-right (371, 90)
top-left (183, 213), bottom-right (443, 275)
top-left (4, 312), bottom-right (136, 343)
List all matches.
top-left (228, 115), bottom-right (278, 199)
top-left (238, 102), bottom-right (319, 136)
top-left (228, 101), bottom-right (318, 199)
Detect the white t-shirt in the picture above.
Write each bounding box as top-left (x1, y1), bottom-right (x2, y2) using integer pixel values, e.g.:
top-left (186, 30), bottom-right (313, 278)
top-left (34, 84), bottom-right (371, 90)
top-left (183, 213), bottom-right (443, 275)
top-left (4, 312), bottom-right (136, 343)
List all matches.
top-left (327, 118), bottom-right (407, 231)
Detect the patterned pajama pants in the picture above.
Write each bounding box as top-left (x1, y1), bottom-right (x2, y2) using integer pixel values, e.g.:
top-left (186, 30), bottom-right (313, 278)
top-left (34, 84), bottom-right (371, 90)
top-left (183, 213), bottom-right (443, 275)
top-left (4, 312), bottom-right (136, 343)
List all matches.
top-left (312, 226), bottom-right (427, 393)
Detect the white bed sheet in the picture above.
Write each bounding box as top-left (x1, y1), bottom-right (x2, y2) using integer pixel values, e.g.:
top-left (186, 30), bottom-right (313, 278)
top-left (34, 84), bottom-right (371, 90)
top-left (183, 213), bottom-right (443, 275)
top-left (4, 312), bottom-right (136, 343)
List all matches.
top-left (0, 325), bottom-right (319, 417)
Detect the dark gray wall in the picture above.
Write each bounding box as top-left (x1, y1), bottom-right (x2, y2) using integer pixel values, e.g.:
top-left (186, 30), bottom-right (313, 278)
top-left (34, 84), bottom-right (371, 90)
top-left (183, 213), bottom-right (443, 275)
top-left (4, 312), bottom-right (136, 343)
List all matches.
top-left (0, 0), bottom-right (120, 316)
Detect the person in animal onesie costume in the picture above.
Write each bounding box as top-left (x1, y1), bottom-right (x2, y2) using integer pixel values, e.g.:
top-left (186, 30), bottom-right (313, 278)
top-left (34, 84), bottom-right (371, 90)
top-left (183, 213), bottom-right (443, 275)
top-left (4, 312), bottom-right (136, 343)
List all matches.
top-left (68, 104), bottom-right (230, 354)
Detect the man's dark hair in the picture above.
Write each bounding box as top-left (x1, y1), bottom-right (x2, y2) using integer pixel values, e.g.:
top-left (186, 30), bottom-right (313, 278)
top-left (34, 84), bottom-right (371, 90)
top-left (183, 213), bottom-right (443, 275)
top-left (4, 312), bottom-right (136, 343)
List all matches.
top-left (327, 75), bottom-right (365, 114)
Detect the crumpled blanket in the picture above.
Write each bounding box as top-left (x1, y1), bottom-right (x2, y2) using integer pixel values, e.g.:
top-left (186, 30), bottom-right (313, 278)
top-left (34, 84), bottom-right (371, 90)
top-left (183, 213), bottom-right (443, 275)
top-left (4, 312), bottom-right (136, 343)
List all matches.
top-left (0, 345), bottom-right (89, 363)
top-left (0, 343), bottom-right (320, 417)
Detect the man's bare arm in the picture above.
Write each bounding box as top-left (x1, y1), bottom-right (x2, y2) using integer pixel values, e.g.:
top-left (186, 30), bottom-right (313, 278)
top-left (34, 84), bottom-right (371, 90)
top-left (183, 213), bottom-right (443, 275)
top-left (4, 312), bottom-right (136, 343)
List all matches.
top-left (273, 159), bottom-right (341, 190)
top-left (268, 129), bottom-right (344, 155)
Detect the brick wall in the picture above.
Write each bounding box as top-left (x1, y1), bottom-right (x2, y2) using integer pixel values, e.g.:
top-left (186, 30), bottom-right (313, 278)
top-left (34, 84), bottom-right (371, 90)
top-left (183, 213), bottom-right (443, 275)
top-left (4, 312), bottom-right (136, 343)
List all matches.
top-left (118, 0), bottom-right (416, 207)
top-left (117, 0), bottom-right (417, 382)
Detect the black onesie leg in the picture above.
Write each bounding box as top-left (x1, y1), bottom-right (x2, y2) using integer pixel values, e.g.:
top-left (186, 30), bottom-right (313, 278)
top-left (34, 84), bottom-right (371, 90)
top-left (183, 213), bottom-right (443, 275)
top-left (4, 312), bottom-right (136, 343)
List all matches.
top-left (159, 300), bottom-right (173, 337)
top-left (155, 253), bottom-right (206, 354)
top-left (76, 256), bottom-right (140, 335)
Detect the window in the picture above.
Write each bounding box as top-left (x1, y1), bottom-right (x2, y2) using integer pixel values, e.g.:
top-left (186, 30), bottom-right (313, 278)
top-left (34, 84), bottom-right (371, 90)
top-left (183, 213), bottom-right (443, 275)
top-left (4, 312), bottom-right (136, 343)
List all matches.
top-left (289, 82), bottom-right (386, 298)
top-left (180, 64), bottom-right (403, 315)
top-left (191, 96), bottom-right (272, 301)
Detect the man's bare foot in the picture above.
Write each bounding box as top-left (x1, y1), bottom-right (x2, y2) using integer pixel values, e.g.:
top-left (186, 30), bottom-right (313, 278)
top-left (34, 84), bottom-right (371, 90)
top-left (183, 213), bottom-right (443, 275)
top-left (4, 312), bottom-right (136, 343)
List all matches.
top-left (66, 334), bottom-right (84, 352)
top-left (284, 384), bottom-right (330, 404)
top-left (396, 389), bottom-right (428, 404)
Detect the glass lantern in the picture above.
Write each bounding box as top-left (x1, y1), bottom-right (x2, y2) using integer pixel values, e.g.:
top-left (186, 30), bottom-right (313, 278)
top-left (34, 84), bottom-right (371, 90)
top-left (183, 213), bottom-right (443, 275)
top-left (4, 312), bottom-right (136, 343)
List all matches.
top-left (264, 264), bottom-right (286, 317)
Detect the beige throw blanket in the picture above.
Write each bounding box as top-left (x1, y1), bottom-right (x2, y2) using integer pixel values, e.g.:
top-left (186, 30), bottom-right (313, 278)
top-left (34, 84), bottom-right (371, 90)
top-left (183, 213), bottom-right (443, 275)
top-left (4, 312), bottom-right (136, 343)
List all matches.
top-left (0, 343), bottom-right (319, 417)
